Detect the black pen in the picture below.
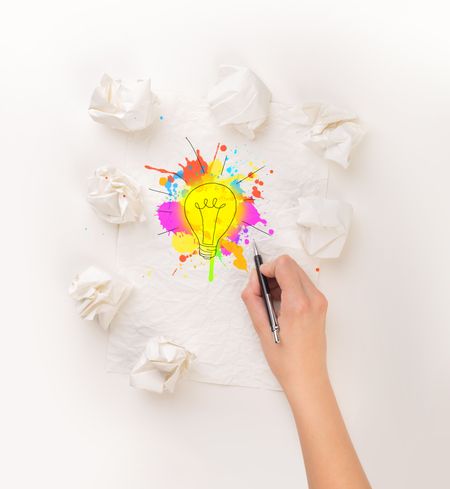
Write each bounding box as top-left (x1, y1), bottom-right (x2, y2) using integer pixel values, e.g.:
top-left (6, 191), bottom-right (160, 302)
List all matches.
top-left (252, 240), bottom-right (280, 344)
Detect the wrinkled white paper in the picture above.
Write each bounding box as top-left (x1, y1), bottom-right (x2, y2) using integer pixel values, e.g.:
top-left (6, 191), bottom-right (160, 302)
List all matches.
top-left (207, 65), bottom-right (272, 139)
top-left (69, 266), bottom-right (132, 330)
top-left (130, 337), bottom-right (195, 393)
top-left (297, 197), bottom-right (353, 258)
top-left (301, 103), bottom-right (364, 168)
top-left (106, 91), bottom-right (329, 390)
top-left (87, 167), bottom-right (146, 224)
top-left (88, 74), bottom-right (157, 132)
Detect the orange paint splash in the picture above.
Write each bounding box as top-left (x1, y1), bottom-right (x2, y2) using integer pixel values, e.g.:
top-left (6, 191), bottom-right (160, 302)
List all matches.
top-left (221, 240), bottom-right (247, 271)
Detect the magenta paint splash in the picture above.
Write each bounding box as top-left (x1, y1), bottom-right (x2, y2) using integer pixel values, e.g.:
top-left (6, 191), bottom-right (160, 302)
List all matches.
top-left (156, 201), bottom-right (189, 234)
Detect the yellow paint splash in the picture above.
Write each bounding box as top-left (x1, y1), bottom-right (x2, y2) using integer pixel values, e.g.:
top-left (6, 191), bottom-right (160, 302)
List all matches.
top-left (207, 158), bottom-right (223, 177)
top-left (172, 233), bottom-right (197, 253)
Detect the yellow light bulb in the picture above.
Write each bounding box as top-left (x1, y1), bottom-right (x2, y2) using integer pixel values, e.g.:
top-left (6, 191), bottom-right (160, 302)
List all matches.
top-left (184, 183), bottom-right (237, 259)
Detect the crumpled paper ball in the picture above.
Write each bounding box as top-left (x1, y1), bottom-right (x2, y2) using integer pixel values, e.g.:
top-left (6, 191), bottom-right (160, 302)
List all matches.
top-left (130, 337), bottom-right (196, 394)
top-left (207, 65), bottom-right (272, 139)
top-left (88, 74), bottom-right (157, 132)
top-left (297, 196), bottom-right (353, 258)
top-left (69, 266), bottom-right (132, 330)
top-left (301, 103), bottom-right (364, 168)
top-left (87, 167), bottom-right (146, 224)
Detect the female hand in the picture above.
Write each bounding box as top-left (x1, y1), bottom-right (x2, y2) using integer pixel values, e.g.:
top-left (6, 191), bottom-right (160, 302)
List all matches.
top-left (241, 254), bottom-right (329, 393)
top-left (242, 255), bottom-right (372, 489)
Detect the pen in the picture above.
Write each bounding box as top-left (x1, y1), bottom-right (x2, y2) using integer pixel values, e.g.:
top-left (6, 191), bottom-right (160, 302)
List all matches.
top-left (252, 240), bottom-right (281, 344)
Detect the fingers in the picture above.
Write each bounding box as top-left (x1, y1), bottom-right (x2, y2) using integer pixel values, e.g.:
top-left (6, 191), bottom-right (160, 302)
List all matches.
top-left (260, 255), bottom-right (318, 298)
top-left (267, 277), bottom-right (281, 301)
top-left (260, 255), bottom-right (306, 300)
top-left (259, 255), bottom-right (329, 320)
top-left (242, 255), bottom-right (328, 342)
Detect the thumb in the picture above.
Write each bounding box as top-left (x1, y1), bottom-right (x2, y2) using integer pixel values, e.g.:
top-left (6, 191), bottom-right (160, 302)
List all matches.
top-left (241, 269), bottom-right (272, 339)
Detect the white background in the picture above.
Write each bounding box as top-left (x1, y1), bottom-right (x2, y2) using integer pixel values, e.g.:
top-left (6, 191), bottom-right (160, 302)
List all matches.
top-left (2, 1), bottom-right (450, 488)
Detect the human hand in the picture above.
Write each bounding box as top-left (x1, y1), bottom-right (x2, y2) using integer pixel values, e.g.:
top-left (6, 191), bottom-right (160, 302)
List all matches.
top-left (241, 255), bottom-right (329, 394)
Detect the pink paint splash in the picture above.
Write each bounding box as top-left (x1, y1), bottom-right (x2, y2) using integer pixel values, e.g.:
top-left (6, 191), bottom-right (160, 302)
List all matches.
top-left (242, 201), bottom-right (266, 226)
top-left (157, 201), bottom-right (189, 233)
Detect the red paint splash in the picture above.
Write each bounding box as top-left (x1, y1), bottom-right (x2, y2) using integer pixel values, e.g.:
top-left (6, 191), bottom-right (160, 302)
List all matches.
top-left (220, 144), bottom-right (227, 152)
top-left (144, 165), bottom-right (182, 180)
top-left (146, 150), bottom-right (209, 187)
top-left (177, 151), bottom-right (209, 185)
top-left (252, 186), bottom-right (262, 198)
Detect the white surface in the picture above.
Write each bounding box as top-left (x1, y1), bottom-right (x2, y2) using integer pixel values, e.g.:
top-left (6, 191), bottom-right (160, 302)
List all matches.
top-left (108, 93), bottom-right (327, 390)
top-left (2, 1), bottom-right (450, 488)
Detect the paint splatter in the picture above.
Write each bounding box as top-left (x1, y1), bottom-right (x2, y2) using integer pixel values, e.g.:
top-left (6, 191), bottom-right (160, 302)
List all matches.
top-left (252, 186), bottom-right (262, 199)
top-left (145, 140), bottom-right (274, 280)
top-left (208, 257), bottom-right (215, 282)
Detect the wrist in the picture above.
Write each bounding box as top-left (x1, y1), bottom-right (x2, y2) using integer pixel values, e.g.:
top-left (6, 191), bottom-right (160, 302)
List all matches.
top-left (281, 361), bottom-right (330, 402)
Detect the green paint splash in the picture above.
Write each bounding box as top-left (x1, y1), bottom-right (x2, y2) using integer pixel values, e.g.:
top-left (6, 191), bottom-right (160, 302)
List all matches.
top-left (208, 256), bottom-right (215, 282)
top-left (216, 247), bottom-right (223, 263)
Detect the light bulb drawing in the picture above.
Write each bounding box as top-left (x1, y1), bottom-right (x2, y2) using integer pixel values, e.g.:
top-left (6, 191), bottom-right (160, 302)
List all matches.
top-left (145, 138), bottom-right (274, 281)
top-left (184, 183), bottom-right (237, 260)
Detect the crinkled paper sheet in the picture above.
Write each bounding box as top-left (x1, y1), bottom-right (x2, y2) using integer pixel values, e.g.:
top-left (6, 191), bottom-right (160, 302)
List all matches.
top-left (107, 91), bottom-right (329, 390)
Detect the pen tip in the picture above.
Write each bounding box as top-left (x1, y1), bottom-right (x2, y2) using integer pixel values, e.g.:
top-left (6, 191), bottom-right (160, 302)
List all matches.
top-left (252, 239), bottom-right (259, 256)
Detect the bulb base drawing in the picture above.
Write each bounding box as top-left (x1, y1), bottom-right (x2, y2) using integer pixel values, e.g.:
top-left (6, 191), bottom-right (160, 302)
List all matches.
top-left (199, 243), bottom-right (217, 260)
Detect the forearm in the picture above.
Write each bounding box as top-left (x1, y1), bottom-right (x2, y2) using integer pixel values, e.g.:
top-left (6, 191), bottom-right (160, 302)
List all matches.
top-left (285, 371), bottom-right (371, 489)
top-left (241, 256), bottom-right (371, 488)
